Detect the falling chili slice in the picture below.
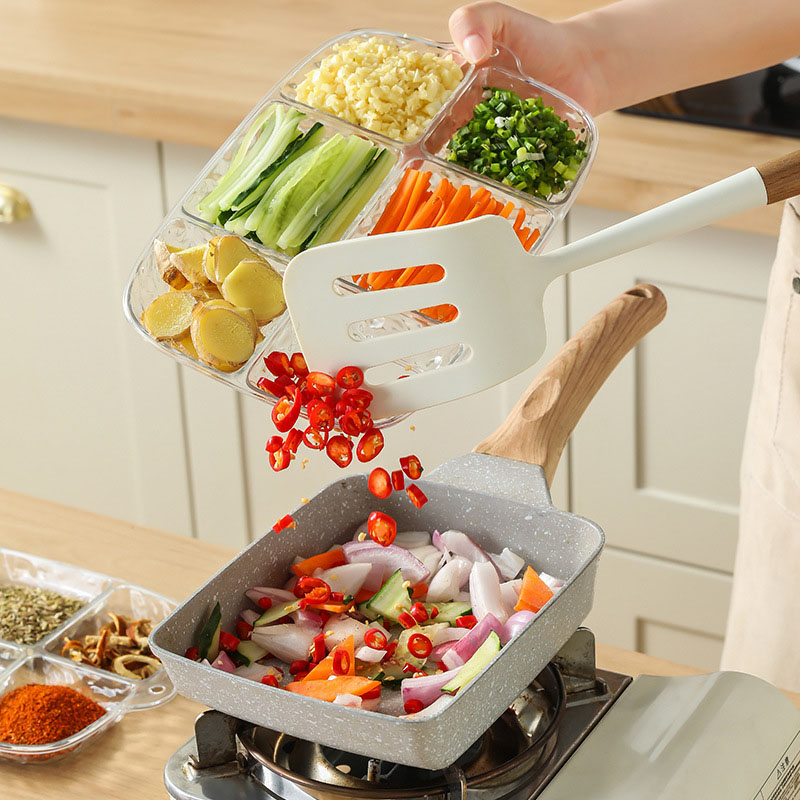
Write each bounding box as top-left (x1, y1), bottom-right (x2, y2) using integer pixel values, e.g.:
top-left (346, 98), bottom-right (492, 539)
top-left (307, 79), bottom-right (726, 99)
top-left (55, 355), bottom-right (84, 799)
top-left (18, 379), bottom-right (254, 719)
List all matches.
top-left (340, 409), bottom-right (372, 436)
top-left (391, 470), bottom-right (405, 491)
top-left (303, 426), bottom-right (327, 450)
top-left (271, 388), bottom-right (302, 433)
top-left (306, 398), bottom-right (334, 432)
top-left (368, 468), bottom-right (392, 499)
top-left (336, 366), bottom-right (364, 390)
top-left (306, 371), bottom-right (337, 397)
top-left (264, 351), bottom-right (293, 378)
top-left (326, 435), bottom-right (353, 468)
top-left (400, 455), bottom-right (423, 480)
top-left (357, 428), bottom-right (385, 463)
top-left (368, 511), bottom-right (397, 547)
top-left (273, 514), bottom-right (296, 533)
top-left (265, 435), bottom-right (283, 453)
top-left (284, 429), bottom-right (303, 453)
top-left (407, 633), bottom-right (432, 659)
top-left (269, 448), bottom-right (291, 472)
top-left (406, 484), bottom-right (428, 509)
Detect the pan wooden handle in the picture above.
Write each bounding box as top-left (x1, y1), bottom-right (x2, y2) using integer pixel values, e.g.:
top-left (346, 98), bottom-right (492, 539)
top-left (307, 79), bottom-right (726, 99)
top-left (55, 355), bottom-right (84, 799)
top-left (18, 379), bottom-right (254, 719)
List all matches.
top-left (473, 283), bottom-right (667, 485)
top-left (756, 149), bottom-right (800, 204)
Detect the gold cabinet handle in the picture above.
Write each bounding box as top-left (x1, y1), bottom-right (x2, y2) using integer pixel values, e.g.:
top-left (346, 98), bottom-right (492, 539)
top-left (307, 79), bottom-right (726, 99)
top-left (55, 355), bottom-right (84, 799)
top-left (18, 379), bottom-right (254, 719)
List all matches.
top-left (0, 185), bottom-right (32, 223)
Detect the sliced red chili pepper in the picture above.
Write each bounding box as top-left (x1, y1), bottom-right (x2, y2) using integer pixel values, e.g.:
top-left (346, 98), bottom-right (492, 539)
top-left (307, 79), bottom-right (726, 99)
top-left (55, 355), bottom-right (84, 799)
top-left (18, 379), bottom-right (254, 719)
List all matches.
top-left (290, 353), bottom-right (309, 378)
top-left (342, 388), bottom-right (373, 409)
top-left (311, 633), bottom-right (326, 663)
top-left (264, 351), bottom-right (293, 378)
top-left (293, 577), bottom-right (331, 605)
top-left (306, 371), bottom-right (337, 397)
top-left (406, 484), bottom-right (428, 509)
top-left (289, 659), bottom-right (309, 675)
top-left (235, 621), bottom-right (253, 641)
top-left (391, 470), bottom-right (405, 491)
top-left (184, 647), bottom-right (199, 661)
top-left (368, 468), bottom-right (392, 499)
top-left (307, 398), bottom-right (335, 431)
top-left (384, 641), bottom-right (398, 660)
top-left (303, 426), bottom-right (328, 450)
top-left (408, 633), bottom-right (432, 659)
top-left (265, 435), bottom-right (283, 453)
top-left (273, 514), bottom-right (296, 533)
top-left (364, 628), bottom-right (388, 650)
top-left (336, 366), bottom-right (364, 390)
top-left (456, 615), bottom-right (477, 629)
top-left (368, 511), bottom-right (397, 547)
top-left (332, 649), bottom-right (351, 676)
top-left (409, 602), bottom-right (429, 623)
top-left (430, 606), bottom-right (439, 619)
top-left (334, 400), bottom-right (349, 417)
top-left (269, 448), bottom-right (291, 472)
top-left (340, 409), bottom-right (372, 436)
top-left (326, 435), bottom-right (353, 468)
top-left (400, 455), bottom-right (423, 480)
top-left (398, 611), bottom-right (416, 629)
top-left (357, 428), bottom-right (385, 463)
top-left (219, 631), bottom-right (240, 652)
top-left (402, 662), bottom-right (417, 674)
top-left (436, 661), bottom-right (447, 672)
top-left (329, 591), bottom-right (345, 603)
top-left (257, 596), bottom-right (272, 611)
top-left (257, 377), bottom-right (285, 397)
top-left (361, 686), bottom-right (381, 700)
top-left (404, 698), bottom-right (424, 714)
top-left (284, 429), bottom-right (303, 453)
top-left (271, 390), bottom-right (302, 433)
top-left (261, 674), bottom-right (280, 687)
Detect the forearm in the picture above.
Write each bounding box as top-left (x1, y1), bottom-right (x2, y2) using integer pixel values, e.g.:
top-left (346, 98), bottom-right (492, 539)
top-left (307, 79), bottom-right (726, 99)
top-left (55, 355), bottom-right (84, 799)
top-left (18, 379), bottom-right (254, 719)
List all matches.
top-left (566, 0), bottom-right (800, 113)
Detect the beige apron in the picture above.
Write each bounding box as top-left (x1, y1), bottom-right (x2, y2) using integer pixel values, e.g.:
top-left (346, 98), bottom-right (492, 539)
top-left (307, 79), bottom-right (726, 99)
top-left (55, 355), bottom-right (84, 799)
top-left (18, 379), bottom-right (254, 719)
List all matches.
top-left (721, 198), bottom-right (800, 691)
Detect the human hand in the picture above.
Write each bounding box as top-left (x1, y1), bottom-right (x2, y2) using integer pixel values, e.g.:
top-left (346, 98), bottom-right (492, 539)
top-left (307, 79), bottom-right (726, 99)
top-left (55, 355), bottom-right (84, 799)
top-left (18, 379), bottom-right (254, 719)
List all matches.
top-left (449, 2), bottom-right (608, 114)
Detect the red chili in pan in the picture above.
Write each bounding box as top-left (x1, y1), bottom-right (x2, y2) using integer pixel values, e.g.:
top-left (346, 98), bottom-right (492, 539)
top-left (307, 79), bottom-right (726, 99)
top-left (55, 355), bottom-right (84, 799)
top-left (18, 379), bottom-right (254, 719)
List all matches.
top-left (361, 685), bottom-right (381, 700)
top-left (398, 611), bottom-right (416, 629)
top-left (289, 660), bottom-right (309, 675)
top-left (456, 615), bottom-right (477, 629)
top-left (184, 647), bottom-right (199, 661)
top-left (368, 511), bottom-right (397, 547)
top-left (326, 435), bottom-right (353, 468)
top-left (311, 633), bottom-right (326, 663)
top-left (406, 484), bottom-right (428, 508)
top-left (293, 577), bottom-right (331, 605)
top-left (391, 470), bottom-right (405, 491)
top-left (400, 455), bottom-right (423, 479)
top-left (336, 366), bottom-right (364, 390)
top-left (257, 597), bottom-right (272, 611)
top-left (306, 371), bottom-right (337, 397)
top-left (357, 428), bottom-right (384, 462)
top-left (407, 633), bottom-right (432, 659)
top-left (364, 628), bottom-right (388, 650)
top-left (332, 649), bottom-right (351, 676)
top-left (236, 621), bottom-right (253, 641)
top-left (219, 631), bottom-right (240, 652)
top-left (409, 602), bottom-right (429, 623)
top-left (261, 674), bottom-right (280, 687)
top-left (368, 468), bottom-right (392, 499)
top-left (404, 699), bottom-right (424, 714)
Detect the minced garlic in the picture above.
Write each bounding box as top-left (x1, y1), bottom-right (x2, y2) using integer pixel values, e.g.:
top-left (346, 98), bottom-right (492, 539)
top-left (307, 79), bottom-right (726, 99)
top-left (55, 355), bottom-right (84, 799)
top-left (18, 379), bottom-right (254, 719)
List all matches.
top-left (295, 36), bottom-right (463, 142)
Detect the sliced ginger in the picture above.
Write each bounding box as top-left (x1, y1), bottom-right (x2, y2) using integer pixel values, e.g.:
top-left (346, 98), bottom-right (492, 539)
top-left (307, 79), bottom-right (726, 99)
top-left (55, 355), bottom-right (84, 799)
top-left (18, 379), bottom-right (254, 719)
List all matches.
top-left (170, 331), bottom-right (199, 359)
top-left (214, 236), bottom-right (259, 284)
top-left (190, 303), bottom-right (256, 371)
top-left (171, 244), bottom-right (211, 287)
top-left (154, 239), bottom-right (189, 289)
top-left (142, 291), bottom-right (197, 341)
top-left (221, 259), bottom-right (286, 325)
top-left (203, 237), bottom-right (220, 283)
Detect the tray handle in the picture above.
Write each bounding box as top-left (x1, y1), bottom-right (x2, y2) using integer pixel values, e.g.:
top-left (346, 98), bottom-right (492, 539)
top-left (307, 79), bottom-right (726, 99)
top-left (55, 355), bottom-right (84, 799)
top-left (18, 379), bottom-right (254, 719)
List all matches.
top-left (474, 284), bottom-right (666, 485)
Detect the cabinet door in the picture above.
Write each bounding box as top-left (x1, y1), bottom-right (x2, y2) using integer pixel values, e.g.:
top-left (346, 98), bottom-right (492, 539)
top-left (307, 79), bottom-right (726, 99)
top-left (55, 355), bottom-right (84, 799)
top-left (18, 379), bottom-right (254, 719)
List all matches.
top-left (585, 547), bottom-right (732, 671)
top-left (162, 141), bottom-right (570, 545)
top-left (0, 118), bottom-right (192, 535)
top-left (567, 205), bottom-right (776, 573)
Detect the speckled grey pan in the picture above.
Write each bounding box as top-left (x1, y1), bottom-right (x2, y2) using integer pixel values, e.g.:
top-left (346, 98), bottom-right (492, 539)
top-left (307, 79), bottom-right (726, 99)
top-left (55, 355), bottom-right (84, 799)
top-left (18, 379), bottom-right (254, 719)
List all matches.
top-left (150, 284), bottom-right (667, 770)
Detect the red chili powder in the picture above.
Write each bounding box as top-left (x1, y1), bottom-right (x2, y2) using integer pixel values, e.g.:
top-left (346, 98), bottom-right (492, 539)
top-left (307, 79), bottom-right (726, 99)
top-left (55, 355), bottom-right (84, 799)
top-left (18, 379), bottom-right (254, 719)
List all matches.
top-left (0, 684), bottom-right (106, 745)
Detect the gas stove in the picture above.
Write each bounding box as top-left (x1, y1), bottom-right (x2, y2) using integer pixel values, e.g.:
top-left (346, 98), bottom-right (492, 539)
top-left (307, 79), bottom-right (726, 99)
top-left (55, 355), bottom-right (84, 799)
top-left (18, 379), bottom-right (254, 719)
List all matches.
top-left (164, 628), bottom-right (800, 800)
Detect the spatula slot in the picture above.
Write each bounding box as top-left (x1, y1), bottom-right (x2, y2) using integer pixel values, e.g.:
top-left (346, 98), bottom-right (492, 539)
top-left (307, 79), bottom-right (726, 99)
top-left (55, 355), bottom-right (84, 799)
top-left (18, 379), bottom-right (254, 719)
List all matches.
top-left (346, 306), bottom-right (459, 342)
top-left (363, 343), bottom-right (472, 386)
top-left (332, 264), bottom-right (446, 296)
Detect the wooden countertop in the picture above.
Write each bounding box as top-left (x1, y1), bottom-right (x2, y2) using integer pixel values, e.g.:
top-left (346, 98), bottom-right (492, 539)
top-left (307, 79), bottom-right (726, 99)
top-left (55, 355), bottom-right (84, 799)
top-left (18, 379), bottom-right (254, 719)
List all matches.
top-left (2, 0), bottom-right (796, 237)
top-left (1, 488), bottom-right (798, 797)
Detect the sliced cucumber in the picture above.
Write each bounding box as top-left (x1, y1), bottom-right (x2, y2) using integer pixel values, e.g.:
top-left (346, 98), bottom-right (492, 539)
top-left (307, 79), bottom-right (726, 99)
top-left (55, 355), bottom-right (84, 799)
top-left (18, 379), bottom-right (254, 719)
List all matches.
top-left (235, 639), bottom-right (269, 666)
top-left (357, 600), bottom-right (380, 621)
top-left (422, 601), bottom-right (472, 624)
top-left (197, 602), bottom-right (222, 662)
top-left (254, 598), bottom-right (301, 626)
top-left (304, 148), bottom-right (396, 250)
top-left (365, 569), bottom-right (410, 623)
top-left (442, 632), bottom-right (501, 694)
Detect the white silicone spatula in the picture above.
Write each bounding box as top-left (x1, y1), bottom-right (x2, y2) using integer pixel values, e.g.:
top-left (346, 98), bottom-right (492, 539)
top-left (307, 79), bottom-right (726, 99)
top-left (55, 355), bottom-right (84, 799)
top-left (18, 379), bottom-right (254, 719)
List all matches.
top-left (283, 150), bottom-right (800, 420)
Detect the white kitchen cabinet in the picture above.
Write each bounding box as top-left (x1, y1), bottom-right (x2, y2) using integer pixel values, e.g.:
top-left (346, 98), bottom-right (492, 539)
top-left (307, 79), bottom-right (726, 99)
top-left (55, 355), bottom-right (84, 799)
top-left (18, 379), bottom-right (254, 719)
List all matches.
top-left (0, 118), bottom-right (193, 536)
top-left (585, 547), bottom-right (732, 672)
top-left (162, 142), bottom-right (570, 546)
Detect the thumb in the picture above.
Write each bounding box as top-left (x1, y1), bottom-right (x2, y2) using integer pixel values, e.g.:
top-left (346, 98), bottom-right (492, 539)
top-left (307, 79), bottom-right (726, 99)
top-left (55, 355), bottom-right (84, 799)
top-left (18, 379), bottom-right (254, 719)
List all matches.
top-left (449, 2), bottom-right (506, 63)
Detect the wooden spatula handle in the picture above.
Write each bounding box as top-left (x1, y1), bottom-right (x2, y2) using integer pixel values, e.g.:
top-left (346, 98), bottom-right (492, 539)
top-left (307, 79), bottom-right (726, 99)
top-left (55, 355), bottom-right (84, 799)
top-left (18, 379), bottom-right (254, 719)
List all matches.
top-left (474, 284), bottom-right (667, 485)
top-left (756, 150), bottom-right (800, 204)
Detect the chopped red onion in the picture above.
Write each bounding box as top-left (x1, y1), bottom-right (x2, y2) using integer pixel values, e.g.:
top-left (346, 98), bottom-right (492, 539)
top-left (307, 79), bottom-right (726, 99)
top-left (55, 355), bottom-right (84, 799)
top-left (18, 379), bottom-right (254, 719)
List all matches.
top-left (501, 610), bottom-right (536, 644)
top-left (291, 608), bottom-right (323, 628)
top-left (362, 561), bottom-right (385, 592)
top-left (469, 561), bottom-right (508, 623)
top-left (210, 651), bottom-right (236, 673)
top-left (539, 572), bottom-right (565, 591)
top-left (442, 613), bottom-right (504, 670)
top-left (409, 545), bottom-right (445, 581)
top-left (355, 645), bottom-right (386, 663)
top-left (431, 626), bottom-right (470, 646)
top-left (240, 608), bottom-right (260, 626)
top-left (323, 615), bottom-right (370, 651)
top-left (488, 548), bottom-right (525, 580)
top-left (499, 579), bottom-right (522, 617)
top-left (235, 663), bottom-right (278, 682)
top-left (430, 641), bottom-right (458, 660)
top-left (251, 624), bottom-right (316, 663)
top-left (401, 666), bottom-right (463, 708)
top-left (333, 693), bottom-right (363, 708)
top-left (394, 531), bottom-right (431, 548)
top-left (427, 558), bottom-right (470, 603)
top-left (246, 587), bottom-right (294, 606)
top-left (440, 531), bottom-right (501, 577)
top-left (342, 541), bottom-right (429, 584)
top-left (316, 562), bottom-right (372, 596)
top-left (431, 530), bottom-right (451, 561)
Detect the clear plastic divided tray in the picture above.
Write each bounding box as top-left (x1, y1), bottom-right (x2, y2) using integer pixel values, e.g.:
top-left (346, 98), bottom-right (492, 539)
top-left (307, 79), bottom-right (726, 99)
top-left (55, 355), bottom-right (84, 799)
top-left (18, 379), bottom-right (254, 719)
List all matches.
top-left (123, 29), bottom-right (597, 419)
top-left (0, 548), bottom-right (176, 763)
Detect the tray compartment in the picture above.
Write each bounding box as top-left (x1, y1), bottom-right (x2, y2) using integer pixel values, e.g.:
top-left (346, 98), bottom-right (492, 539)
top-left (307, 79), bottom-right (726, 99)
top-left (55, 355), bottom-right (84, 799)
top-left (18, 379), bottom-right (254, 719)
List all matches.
top-left (0, 642), bottom-right (22, 675)
top-left (0, 549), bottom-right (112, 647)
top-left (421, 61), bottom-right (597, 209)
top-left (279, 30), bottom-right (472, 146)
top-left (0, 653), bottom-right (133, 763)
top-left (43, 584), bottom-right (176, 706)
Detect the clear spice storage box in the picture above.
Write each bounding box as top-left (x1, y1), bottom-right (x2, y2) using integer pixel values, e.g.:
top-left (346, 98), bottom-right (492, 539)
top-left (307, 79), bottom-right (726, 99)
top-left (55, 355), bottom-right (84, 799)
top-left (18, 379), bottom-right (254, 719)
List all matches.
top-left (0, 548), bottom-right (176, 763)
top-left (124, 30), bottom-right (596, 420)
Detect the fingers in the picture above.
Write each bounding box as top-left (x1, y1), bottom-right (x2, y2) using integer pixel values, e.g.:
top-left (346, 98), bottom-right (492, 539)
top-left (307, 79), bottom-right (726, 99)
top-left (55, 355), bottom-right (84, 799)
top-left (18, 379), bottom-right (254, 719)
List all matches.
top-left (449, 1), bottom-right (505, 63)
